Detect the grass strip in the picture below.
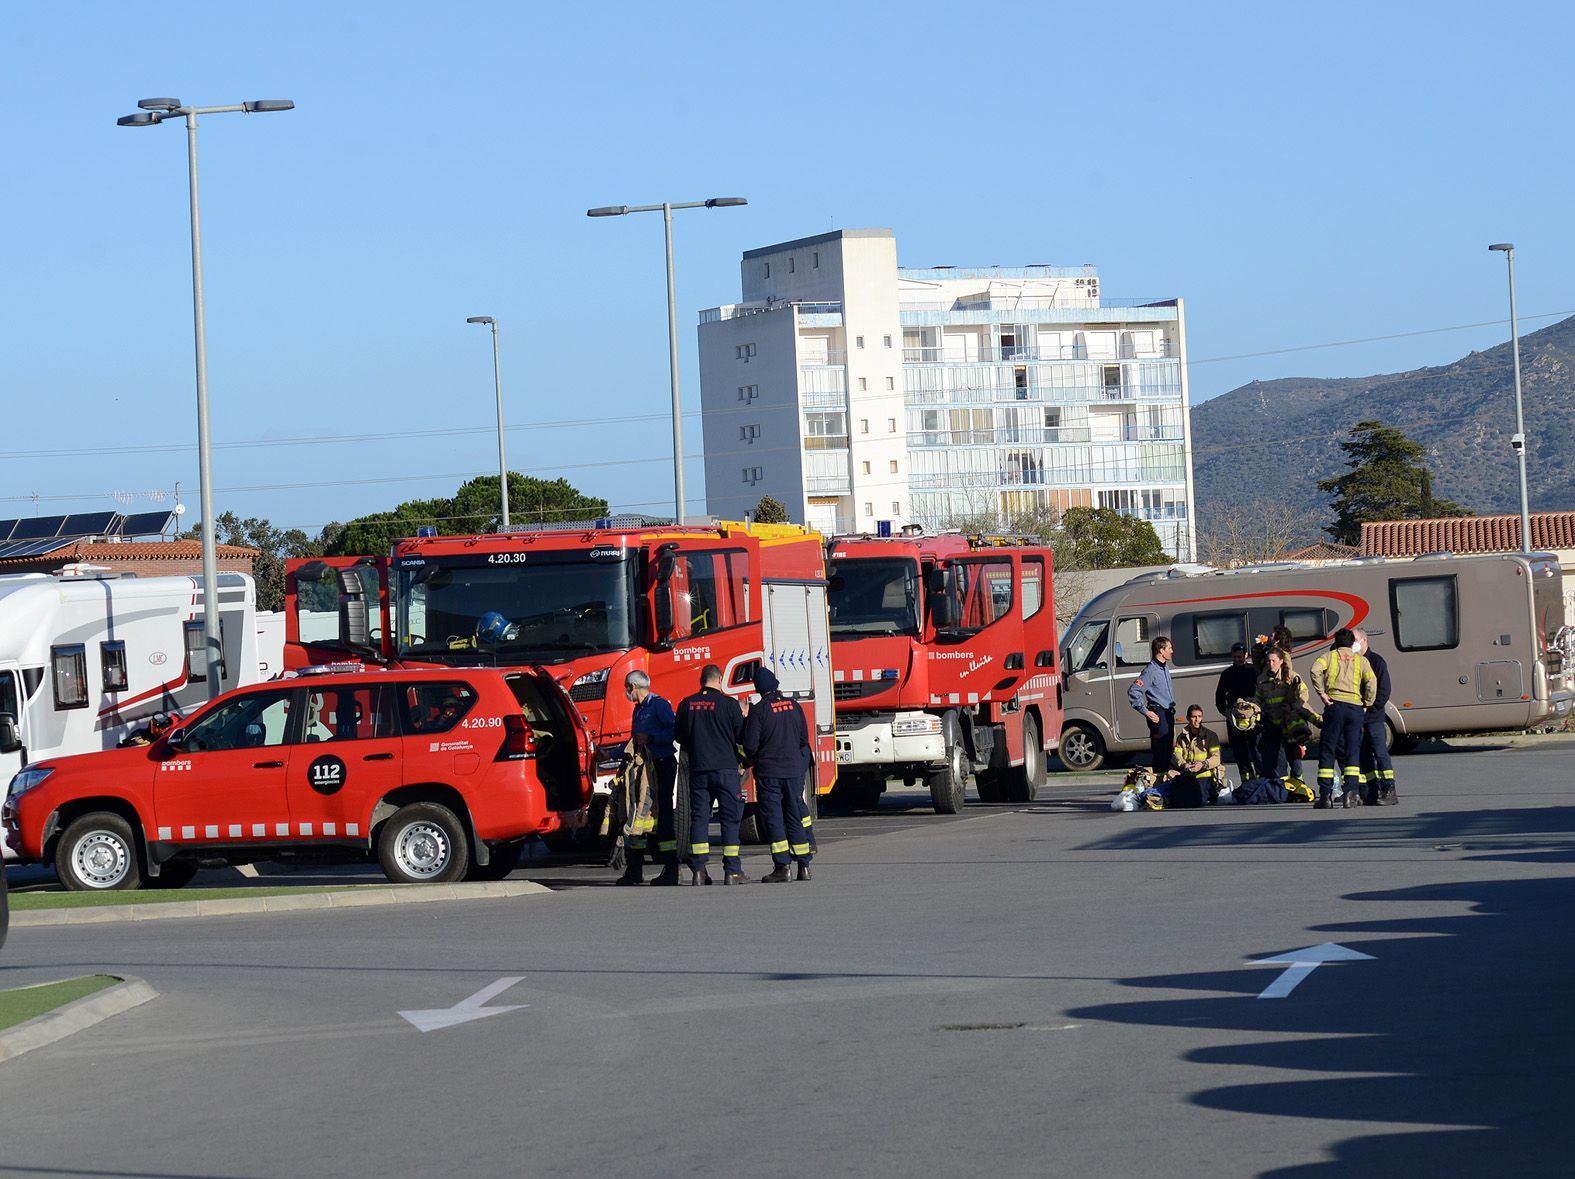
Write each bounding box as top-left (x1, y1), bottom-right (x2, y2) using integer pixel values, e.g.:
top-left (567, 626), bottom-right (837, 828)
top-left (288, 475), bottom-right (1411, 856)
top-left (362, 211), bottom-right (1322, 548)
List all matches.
top-left (0, 976), bottom-right (118, 1031)
top-left (11, 884), bottom-right (366, 911)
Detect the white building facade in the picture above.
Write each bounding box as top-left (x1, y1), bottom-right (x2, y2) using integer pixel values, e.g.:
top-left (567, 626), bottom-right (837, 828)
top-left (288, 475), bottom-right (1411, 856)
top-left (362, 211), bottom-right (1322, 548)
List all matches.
top-left (697, 228), bottom-right (1197, 558)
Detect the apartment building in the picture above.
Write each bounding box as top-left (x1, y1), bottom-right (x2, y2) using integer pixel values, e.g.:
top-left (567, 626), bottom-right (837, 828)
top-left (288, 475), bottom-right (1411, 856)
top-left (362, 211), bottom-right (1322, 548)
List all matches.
top-left (697, 228), bottom-right (1197, 558)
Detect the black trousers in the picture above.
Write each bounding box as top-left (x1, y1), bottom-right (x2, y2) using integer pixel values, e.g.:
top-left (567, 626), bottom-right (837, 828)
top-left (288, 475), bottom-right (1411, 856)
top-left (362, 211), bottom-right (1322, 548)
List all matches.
top-left (1228, 728), bottom-right (1261, 780)
top-left (1147, 707), bottom-right (1175, 775)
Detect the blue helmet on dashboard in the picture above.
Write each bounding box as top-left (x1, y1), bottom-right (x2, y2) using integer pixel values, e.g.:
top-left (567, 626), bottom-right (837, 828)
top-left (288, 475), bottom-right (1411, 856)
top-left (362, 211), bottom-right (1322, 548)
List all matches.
top-left (476, 611), bottom-right (516, 644)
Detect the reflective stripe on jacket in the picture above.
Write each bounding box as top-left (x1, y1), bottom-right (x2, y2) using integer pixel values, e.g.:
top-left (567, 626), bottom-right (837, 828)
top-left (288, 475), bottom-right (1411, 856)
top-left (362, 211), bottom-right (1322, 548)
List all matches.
top-left (1311, 650), bottom-right (1377, 707)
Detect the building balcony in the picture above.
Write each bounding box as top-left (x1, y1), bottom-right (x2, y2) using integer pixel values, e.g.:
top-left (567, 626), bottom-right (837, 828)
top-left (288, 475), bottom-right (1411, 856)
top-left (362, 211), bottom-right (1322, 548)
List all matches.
top-left (800, 350), bottom-right (848, 366)
top-left (700, 300), bottom-right (843, 324)
top-left (800, 388), bottom-right (848, 410)
top-left (903, 383), bottom-right (1182, 406)
top-left (903, 342), bottom-right (1176, 363)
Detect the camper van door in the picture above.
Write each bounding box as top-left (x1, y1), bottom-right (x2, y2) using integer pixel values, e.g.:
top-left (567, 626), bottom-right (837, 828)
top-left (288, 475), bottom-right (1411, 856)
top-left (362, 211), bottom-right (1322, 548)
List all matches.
top-left (1111, 613), bottom-right (1160, 742)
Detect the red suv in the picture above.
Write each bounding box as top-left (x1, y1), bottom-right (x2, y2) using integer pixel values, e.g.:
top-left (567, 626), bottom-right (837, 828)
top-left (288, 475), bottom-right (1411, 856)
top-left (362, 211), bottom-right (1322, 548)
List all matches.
top-left (2, 666), bottom-right (588, 891)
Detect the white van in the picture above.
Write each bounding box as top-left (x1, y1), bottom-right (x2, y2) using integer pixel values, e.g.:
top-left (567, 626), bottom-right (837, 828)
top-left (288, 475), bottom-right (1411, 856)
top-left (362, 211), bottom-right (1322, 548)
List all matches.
top-left (1057, 553), bottom-right (1571, 770)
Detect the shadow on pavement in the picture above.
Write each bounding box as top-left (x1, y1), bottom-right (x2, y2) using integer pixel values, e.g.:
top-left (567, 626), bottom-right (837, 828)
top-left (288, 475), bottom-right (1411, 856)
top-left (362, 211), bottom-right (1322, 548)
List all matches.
top-left (1065, 864), bottom-right (1575, 1175)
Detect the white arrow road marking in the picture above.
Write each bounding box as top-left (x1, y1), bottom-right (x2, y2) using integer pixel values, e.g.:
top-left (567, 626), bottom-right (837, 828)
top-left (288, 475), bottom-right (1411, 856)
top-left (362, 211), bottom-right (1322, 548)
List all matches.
top-left (1252, 943), bottom-right (1375, 999)
top-left (398, 976), bottom-right (529, 1032)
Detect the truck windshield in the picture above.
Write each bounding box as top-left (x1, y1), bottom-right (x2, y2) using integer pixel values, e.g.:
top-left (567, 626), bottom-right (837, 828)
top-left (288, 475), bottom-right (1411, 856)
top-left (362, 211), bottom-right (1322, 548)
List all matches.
top-left (396, 553), bottom-right (637, 664)
top-left (828, 557), bottom-right (921, 637)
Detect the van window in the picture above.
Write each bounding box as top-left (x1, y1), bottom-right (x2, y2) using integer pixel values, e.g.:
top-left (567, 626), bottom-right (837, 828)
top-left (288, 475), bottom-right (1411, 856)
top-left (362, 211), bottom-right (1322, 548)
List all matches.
top-left (1279, 608), bottom-right (1329, 641)
top-left (1390, 575), bottom-right (1459, 651)
top-left (400, 682), bottom-right (479, 734)
top-left (0, 670), bottom-right (17, 720)
top-left (182, 690), bottom-right (294, 751)
top-left (52, 645), bottom-right (89, 710)
top-left (183, 620), bottom-right (228, 683)
top-left (1065, 621), bottom-right (1109, 672)
top-left (1113, 617), bottom-right (1151, 667)
top-left (300, 685), bottom-right (398, 743)
top-left (101, 641), bottom-right (129, 692)
top-left (1192, 613), bottom-right (1246, 660)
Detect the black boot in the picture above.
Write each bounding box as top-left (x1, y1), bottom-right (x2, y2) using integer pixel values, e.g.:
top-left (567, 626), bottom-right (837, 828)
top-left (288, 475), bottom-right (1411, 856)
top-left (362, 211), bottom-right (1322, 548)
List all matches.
top-left (1377, 784), bottom-right (1400, 806)
top-left (650, 864), bottom-right (681, 887)
top-left (1342, 788), bottom-right (1363, 808)
top-left (615, 863), bottom-right (644, 886)
top-left (761, 865), bottom-right (791, 884)
top-left (795, 862), bottom-right (812, 882)
top-left (1314, 789), bottom-right (1332, 809)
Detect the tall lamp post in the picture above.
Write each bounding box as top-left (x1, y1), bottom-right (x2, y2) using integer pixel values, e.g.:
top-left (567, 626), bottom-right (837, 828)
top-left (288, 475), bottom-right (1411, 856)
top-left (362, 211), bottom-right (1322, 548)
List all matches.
top-left (587, 197), bottom-right (748, 523)
top-left (117, 97), bottom-right (295, 698)
top-left (466, 316), bottom-right (510, 527)
top-left (1488, 243), bottom-right (1533, 551)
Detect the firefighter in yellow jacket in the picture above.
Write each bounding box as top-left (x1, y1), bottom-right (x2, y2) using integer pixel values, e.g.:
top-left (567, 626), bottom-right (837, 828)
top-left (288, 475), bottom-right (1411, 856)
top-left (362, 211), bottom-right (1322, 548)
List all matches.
top-left (1165, 705), bottom-right (1222, 807)
top-left (1309, 629), bottom-right (1378, 809)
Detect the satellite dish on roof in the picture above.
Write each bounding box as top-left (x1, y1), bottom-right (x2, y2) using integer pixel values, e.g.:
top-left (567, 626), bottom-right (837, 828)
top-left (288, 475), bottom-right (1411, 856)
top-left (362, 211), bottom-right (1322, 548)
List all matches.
top-left (174, 504), bottom-right (186, 515)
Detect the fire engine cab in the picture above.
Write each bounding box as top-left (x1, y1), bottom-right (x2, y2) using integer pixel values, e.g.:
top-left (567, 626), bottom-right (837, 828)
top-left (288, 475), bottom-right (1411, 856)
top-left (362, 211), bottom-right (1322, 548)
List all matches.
top-left (826, 531), bottom-right (1061, 813)
top-left (284, 517), bottom-right (836, 840)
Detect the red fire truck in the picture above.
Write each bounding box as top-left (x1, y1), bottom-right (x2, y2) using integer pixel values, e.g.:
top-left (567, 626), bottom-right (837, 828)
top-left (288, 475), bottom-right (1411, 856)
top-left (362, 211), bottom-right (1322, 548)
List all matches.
top-left (284, 518), bottom-right (836, 839)
top-left (825, 532), bottom-right (1061, 813)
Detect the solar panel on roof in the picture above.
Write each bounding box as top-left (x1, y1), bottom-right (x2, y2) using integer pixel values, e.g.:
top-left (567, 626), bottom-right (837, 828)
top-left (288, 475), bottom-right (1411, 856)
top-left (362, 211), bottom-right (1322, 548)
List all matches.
top-left (0, 538), bottom-right (73, 560)
top-left (0, 519), bottom-right (19, 542)
top-left (120, 511), bottom-right (176, 538)
top-left (8, 516), bottom-right (65, 540)
top-left (60, 511), bottom-right (121, 538)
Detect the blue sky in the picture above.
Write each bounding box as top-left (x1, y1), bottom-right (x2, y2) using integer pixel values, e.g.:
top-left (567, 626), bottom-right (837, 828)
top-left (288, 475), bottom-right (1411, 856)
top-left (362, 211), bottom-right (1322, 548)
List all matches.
top-left (5, 1), bottom-right (1573, 535)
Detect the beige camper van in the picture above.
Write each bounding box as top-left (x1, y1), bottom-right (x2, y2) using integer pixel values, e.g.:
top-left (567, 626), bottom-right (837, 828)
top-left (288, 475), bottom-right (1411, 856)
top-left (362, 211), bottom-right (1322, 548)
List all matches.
top-left (1057, 553), bottom-right (1570, 771)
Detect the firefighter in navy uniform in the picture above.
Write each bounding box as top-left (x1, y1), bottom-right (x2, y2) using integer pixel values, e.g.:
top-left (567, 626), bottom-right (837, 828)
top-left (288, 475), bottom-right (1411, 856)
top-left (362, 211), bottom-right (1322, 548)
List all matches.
top-left (675, 664), bottom-right (748, 885)
top-left (623, 670), bottom-right (682, 886)
top-left (1215, 642), bottom-right (1261, 780)
top-left (742, 667), bottom-right (814, 883)
top-left (1353, 627), bottom-right (1398, 805)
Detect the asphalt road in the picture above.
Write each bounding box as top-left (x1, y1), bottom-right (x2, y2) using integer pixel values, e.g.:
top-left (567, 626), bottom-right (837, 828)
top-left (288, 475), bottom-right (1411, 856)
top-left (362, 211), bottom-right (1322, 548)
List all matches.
top-left (2, 743), bottom-right (1572, 1178)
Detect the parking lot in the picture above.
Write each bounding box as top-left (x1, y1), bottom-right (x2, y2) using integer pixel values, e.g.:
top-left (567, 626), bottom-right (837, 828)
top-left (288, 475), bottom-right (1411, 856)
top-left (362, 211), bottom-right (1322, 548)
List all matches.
top-left (2, 738), bottom-right (1572, 1178)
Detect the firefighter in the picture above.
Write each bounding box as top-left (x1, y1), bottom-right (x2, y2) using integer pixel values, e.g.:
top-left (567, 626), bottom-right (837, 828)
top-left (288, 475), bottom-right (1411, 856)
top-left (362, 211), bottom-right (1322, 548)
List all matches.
top-left (675, 664), bottom-right (748, 886)
top-left (1166, 704), bottom-right (1223, 807)
top-left (1255, 648), bottom-right (1316, 791)
top-left (1126, 635), bottom-right (1176, 777)
top-left (1352, 627), bottom-right (1398, 805)
top-left (742, 667), bottom-right (813, 883)
top-left (1215, 642), bottom-right (1261, 779)
top-left (623, 670), bottom-right (682, 885)
top-left (1310, 629), bottom-right (1378, 809)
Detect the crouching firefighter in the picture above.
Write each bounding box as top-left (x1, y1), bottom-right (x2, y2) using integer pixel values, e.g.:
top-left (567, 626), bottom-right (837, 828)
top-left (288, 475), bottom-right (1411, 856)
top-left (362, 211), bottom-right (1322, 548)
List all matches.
top-left (742, 667), bottom-right (813, 883)
top-left (675, 663), bottom-right (748, 886)
top-left (1166, 705), bottom-right (1223, 807)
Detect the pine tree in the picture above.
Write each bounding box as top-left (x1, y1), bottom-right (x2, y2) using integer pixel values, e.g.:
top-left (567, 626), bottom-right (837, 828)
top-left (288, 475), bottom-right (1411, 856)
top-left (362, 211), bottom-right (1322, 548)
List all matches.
top-left (1317, 421), bottom-right (1471, 545)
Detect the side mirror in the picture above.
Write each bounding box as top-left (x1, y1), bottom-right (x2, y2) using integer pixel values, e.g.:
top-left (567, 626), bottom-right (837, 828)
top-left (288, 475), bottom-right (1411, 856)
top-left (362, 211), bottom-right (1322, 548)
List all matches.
top-left (925, 568), bottom-right (947, 594)
top-left (653, 585), bottom-right (674, 643)
top-left (164, 728), bottom-right (186, 753)
top-left (929, 592), bottom-right (954, 630)
top-left (337, 569), bottom-right (371, 649)
top-left (0, 712), bottom-right (19, 756)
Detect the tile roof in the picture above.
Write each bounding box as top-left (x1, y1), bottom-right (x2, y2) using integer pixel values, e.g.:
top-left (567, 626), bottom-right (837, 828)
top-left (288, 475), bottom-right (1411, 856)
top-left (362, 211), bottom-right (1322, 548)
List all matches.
top-left (1360, 512), bottom-right (1575, 556)
top-left (0, 540), bottom-right (258, 567)
top-left (1284, 542), bottom-right (1359, 561)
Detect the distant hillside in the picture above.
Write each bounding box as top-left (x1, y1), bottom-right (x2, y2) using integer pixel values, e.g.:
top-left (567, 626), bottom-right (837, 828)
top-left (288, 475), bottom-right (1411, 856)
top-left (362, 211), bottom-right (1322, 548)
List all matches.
top-left (1192, 314), bottom-right (1575, 534)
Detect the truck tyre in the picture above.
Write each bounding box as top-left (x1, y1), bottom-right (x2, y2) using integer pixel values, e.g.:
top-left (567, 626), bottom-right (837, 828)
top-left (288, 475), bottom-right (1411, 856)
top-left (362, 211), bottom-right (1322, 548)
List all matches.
top-left (1057, 722), bottom-right (1106, 772)
top-left (147, 860), bottom-right (199, 890)
top-left (378, 802), bottom-right (469, 884)
top-left (56, 812), bottom-right (143, 891)
top-left (1004, 714), bottom-right (1045, 803)
top-left (739, 808), bottom-right (766, 845)
top-left (466, 841), bottom-right (520, 881)
top-left (927, 714), bottom-right (968, 814)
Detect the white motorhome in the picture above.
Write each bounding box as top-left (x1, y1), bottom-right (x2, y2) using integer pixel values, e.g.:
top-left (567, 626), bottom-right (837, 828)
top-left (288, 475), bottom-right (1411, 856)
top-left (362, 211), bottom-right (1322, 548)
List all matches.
top-left (0, 572), bottom-right (266, 854)
top-left (1057, 552), bottom-right (1571, 770)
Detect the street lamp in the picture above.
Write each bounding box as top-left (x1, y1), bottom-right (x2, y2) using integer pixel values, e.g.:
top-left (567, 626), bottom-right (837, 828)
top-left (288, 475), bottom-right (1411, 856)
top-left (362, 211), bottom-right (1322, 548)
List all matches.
top-left (466, 316), bottom-right (510, 527)
top-left (1488, 243), bottom-right (1533, 551)
top-left (118, 96), bottom-right (295, 698)
top-left (587, 196), bottom-right (748, 523)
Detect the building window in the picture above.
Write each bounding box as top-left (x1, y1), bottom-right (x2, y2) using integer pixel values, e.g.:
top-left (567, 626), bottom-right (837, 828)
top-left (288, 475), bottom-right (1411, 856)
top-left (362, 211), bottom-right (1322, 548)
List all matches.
top-left (736, 343), bottom-right (756, 361)
top-left (883, 335), bottom-right (892, 349)
top-left (889, 460), bottom-right (899, 474)
top-left (864, 502), bottom-right (873, 517)
top-left (101, 641), bottom-right (128, 692)
top-left (858, 377), bottom-right (867, 391)
top-left (885, 376), bottom-right (895, 390)
top-left (812, 252), bottom-right (819, 268)
top-left (788, 257), bottom-right (795, 274)
top-left (856, 336), bottom-right (865, 349)
top-left (892, 502), bottom-right (901, 514)
top-left (860, 419), bottom-right (869, 434)
top-left (887, 418), bottom-right (897, 433)
top-left (803, 411), bottom-right (848, 449)
top-left (742, 466), bottom-right (764, 485)
top-left (52, 644), bottom-right (88, 710)
top-left (739, 424), bottom-right (761, 443)
top-left (738, 384), bottom-right (759, 403)
top-left (862, 461), bottom-right (872, 475)
top-left (764, 262), bottom-right (770, 278)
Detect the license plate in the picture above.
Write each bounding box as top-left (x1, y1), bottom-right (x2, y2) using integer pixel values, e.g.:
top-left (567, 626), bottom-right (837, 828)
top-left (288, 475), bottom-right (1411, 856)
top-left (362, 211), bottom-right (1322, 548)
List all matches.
top-left (836, 749), bottom-right (854, 764)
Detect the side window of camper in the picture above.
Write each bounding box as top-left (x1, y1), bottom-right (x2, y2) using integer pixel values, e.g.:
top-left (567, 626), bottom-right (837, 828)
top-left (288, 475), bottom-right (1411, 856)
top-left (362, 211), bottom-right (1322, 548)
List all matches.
top-left (1280, 608), bottom-right (1331, 642)
top-left (1113, 616), bottom-right (1152, 667)
top-left (0, 670), bottom-right (17, 719)
top-left (52, 645), bottom-right (89, 710)
top-left (1065, 621), bottom-right (1109, 672)
top-left (1391, 575), bottom-right (1459, 651)
top-left (184, 621), bottom-right (228, 683)
top-left (101, 641), bottom-right (129, 692)
top-left (1192, 613), bottom-right (1247, 661)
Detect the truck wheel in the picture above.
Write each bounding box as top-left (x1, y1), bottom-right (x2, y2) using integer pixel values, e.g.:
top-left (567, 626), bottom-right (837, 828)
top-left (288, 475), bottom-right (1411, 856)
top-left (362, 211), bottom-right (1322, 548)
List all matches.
top-left (1004, 714), bottom-right (1045, 802)
top-left (378, 802), bottom-right (469, 884)
top-left (740, 807), bottom-right (766, 845)
top-left (1057, 722), bottom-right (1106, 772)
top-left (927, 715), bottom-right (968, 814)
top-left (56, 813), bottom-right (143, 891)
top-left (466, 841), bottom-right (520, 881)
top-left (147, 860), bottom-right (199, 890)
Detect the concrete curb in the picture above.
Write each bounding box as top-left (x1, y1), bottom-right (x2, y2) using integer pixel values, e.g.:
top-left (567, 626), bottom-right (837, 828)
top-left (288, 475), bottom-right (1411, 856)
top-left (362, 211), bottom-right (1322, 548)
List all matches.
top-left (11, 879), bottom-right (551, 928)
top-left (0, 976), bottom-right (158, 1063)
